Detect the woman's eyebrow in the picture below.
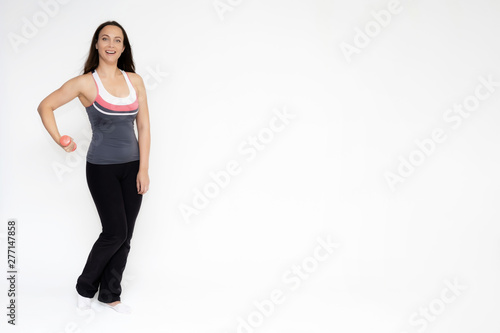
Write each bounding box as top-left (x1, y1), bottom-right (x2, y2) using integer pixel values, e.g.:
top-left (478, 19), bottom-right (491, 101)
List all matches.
top-left (100, 34), bottom-right (122, 39)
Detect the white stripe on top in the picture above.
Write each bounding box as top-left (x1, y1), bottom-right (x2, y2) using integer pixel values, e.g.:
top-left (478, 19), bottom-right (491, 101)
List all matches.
top-left (93, 103), bottom-right (139, 116)
top-left (92, 69), bottom-right (137, 106)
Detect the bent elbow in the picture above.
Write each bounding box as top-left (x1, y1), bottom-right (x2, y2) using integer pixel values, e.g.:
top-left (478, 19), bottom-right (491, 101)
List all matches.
top-left (37, 101), bottom-right (54, 114)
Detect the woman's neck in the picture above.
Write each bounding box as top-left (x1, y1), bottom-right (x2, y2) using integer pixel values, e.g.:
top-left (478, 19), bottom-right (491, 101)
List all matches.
top-left (96, 63), bottom-right (121, 79)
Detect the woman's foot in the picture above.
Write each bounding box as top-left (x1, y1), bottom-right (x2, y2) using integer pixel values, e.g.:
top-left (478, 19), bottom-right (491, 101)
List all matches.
top-left (100, 301), bottom-right (132, 314)
top-left (77, 294), bottom-right (92, 310)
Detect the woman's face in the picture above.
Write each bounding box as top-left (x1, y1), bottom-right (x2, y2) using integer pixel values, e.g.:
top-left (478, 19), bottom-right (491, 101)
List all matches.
top-left (95, 25), bottom-right (125, 62)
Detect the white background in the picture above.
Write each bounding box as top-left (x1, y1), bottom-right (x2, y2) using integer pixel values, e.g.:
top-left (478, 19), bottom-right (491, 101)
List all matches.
top-left (1, 0), bottom-right (500, 332)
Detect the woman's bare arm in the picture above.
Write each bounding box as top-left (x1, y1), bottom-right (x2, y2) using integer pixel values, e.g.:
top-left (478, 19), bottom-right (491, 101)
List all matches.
top-left (132, 73), bottom-right (151, 194)
top-left (37, 76), bottom-right (87, 150)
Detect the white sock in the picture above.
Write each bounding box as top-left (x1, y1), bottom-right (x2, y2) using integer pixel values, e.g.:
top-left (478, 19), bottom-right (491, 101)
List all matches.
top-left (100, 302), bottom-right (132, 314)
top-left (77, 294), bottom-right (92, 310)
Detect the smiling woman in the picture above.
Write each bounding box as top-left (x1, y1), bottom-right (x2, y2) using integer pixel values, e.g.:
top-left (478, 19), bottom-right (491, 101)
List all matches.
top-left (36, 21), bottom-right (151, 314)
top-left (84, 21), bottom-right (135, 75)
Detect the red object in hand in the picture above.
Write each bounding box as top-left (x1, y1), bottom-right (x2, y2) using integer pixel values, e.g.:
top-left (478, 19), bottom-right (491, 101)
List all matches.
top-left (60, 135), bottom-right (76, 151)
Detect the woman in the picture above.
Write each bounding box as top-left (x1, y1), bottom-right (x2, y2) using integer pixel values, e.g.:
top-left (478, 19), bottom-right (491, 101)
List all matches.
top-left (37, 21), bottom-right (150, 314)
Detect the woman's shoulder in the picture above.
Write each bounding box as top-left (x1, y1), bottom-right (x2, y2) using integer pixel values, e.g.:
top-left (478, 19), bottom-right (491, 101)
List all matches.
top-left (61, 72), bottom-right (94, 90)
top-left (124, 71), bottom-right (145, 88)
top-left (67, 72), bottom-right (93, 84)
top-left (125, 71), bottom-right (143, 81)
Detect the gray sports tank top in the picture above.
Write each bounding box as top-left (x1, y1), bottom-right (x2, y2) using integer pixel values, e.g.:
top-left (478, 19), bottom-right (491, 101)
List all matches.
top-left (85, 69), bottom-right (140, 164)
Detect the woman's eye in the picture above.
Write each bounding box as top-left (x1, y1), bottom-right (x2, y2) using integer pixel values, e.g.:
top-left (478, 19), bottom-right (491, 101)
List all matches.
top-left (115, 40), bottom-right (122, 43)
top-left (102, 37), bottom-right (107, 41)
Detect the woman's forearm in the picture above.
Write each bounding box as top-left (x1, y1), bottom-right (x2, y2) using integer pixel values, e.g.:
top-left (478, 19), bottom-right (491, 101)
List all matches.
top-left (37, 76), bottom-right (84, 146)
top-left (137, 126), bottom-right (150, 171)
top-left (37, 104), bottom-right (62, 144)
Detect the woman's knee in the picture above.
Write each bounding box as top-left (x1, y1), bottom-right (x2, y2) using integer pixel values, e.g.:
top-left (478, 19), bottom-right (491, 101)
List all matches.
top-left (100, 230), bottom-right (128, 246)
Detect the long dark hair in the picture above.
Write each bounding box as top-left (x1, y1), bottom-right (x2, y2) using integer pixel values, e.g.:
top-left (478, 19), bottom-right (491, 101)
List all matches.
top-left (83, 21), bottom-right (135, 74)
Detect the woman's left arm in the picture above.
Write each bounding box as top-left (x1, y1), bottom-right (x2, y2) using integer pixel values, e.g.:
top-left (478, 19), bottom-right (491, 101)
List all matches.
top-left (134, 73), bottom-right (151, 195)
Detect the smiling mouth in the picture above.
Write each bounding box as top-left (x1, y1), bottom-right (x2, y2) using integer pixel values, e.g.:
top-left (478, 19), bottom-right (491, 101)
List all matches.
top-left (105, 50), bottom-right (116, 54)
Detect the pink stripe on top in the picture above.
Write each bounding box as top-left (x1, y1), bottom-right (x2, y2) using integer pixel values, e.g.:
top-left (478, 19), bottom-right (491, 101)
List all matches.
top-left (91, 70), bottom-right (139, 112)
top-left (95, 93), bottom-right (139, 111)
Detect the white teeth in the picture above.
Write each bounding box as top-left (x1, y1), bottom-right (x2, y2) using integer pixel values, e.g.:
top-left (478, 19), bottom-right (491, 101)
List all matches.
top-left (106, 51), bottom-right (116, 54)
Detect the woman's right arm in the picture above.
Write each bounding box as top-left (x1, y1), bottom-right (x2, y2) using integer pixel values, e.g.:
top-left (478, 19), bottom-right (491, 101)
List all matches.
top-left (37, 76), bottom-right (85, 151)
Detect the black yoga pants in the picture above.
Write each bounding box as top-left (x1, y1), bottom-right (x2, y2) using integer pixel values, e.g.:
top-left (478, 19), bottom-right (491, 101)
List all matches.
top-left (76, 160), bottom-right (142, 303)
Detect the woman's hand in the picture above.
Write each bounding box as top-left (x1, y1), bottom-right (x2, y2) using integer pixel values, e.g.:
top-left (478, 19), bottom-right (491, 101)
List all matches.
top-left (136, 169), bottom-right (150, 195)
top-left (59, 136), bottom-right (77, 152)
